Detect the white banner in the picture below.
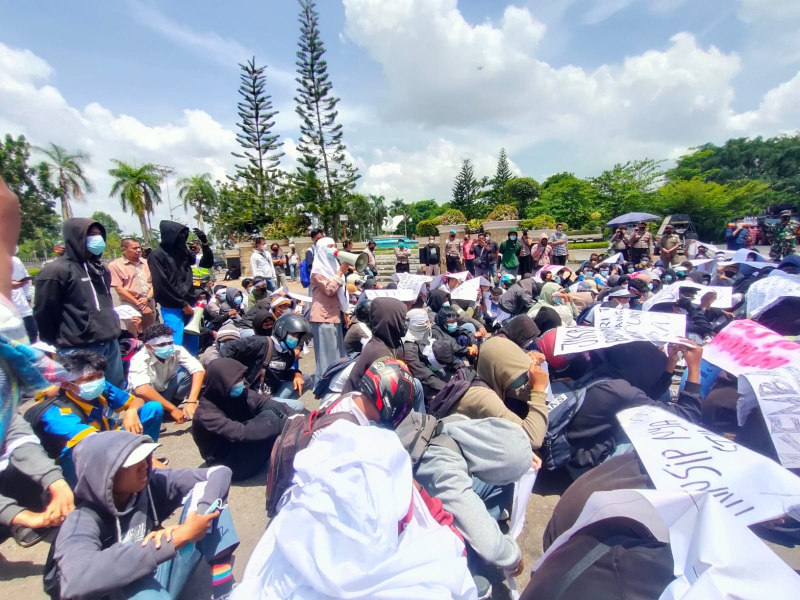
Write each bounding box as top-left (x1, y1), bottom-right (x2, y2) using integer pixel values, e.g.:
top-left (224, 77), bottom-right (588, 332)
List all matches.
top-left (598, 252), bottom-right (624, 266)
top-left (364, 289), bottom-right (416, 302)
top-left (746, 273), bottom-right (800, 318)
top-left (451, 277), bottom-right (482, 301)
top-left (553, 309), bottom-right (686, 356)
top-left (643, 282), bottom-right (732, 310)
top-left (617, 405), bottom-right (800, 525)
top-left (738, 367), bottom-right (800, 469)
top-left (702, 319), bottom-right (800, 376)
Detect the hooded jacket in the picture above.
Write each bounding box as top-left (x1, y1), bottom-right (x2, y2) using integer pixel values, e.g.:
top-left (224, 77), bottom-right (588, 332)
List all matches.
top-left (148, 221), bottom-right (212, 309)
top-left (344, 298), bottom-right (408, 393)
top-left (53, 431), bottom-right (232, 599)
top-left (192, 359), bottom-right (291, 480)
top-left (33, 218), bottom-right (120, 347)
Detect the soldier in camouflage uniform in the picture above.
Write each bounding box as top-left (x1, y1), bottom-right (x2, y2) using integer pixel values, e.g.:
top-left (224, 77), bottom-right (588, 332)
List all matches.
top-left (769, 210), bottom-right (800, 261)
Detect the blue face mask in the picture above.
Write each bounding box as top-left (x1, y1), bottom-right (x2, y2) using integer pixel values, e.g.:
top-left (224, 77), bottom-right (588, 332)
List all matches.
top-left (627, 268), bottom-right (635, 274)
top-left (86, 235), bottom-right (106, 256)
top-left (153, 344), bottom-right (175, 359)
top-left (283, 335), bottom-right (300, 350)
top-left (664, 276), bottom-right (673, 282)
top-left (647, 283), bottom-right (653, 291)
top-left (509, 236), bottom-right (517, 242)
top-left (600, 270), bottom-right (609, 277)
top-left (230, 381), bottom-right (245, 397)
top-left (553, 276), bottom-right (562, 284)
top-left (442, 301), bottom-right (450, 308)
top-left (234, 296), bottom-right (243, 305)
top-left (446, 323), bottom-right (458, 333)
top-left (553, 296), bottom-right (564, 305)
top-left (326, 247), bottom-right (336, 258)
top-left (77, 377), bottom-right (106, 400)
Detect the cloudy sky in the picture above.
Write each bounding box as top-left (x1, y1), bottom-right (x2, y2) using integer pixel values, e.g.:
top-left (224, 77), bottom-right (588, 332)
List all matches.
top-left (1, 0), bottom-right (798, 233)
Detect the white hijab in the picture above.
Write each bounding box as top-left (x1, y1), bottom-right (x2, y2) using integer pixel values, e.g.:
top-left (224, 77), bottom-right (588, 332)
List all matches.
top-left (311, 237), bottom-right (348, 313)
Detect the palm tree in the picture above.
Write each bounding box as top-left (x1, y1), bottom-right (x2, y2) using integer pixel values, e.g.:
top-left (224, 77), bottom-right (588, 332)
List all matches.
top-left (108, 160), bottom-right (163, 245)
top-left (37, 143), bottom-right (95, 220)
top-left (389, 198), bottom-right (406, 216)
top-left (369, 194), bottom-right (387, 238)
top-left (177, 173), bottom-right (217, 228)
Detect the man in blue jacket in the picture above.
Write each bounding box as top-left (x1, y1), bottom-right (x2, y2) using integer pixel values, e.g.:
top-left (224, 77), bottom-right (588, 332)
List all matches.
top-left (725, 218), bottom-right (750, 250)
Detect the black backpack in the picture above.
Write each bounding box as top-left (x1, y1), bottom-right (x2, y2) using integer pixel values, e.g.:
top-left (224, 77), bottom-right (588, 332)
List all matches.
top-left (427, 368), bottom-right (489, 419)
top-left (313, 353), bottom-right (359, 399)
top-left (542, 377), bottom-right (610, 471)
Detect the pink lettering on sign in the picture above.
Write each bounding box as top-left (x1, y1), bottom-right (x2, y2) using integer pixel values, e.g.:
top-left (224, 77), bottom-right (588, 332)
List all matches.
top-left (703, 319), bottom-right (800, 376)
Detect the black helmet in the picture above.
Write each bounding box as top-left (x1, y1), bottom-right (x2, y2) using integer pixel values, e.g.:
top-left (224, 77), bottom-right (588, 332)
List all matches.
top-left (354, 299), bottom-right (372, 326)
top-left (359, 359), bottom-right (415, 429)
top-left (272, 314), bottom-right (311, 351)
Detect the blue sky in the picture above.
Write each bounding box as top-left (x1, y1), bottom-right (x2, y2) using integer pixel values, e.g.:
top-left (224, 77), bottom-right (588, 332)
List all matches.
top-left (1, 0), bottom-right (798, 233)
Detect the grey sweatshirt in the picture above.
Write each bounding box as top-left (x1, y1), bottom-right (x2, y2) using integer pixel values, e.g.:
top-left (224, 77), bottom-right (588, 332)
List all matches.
top-left (0, 414), bottom-right (65, 526)
top-left (54, 431), bottom-right (232, 600)
top-left (414, 416), bottom-right (532, 569)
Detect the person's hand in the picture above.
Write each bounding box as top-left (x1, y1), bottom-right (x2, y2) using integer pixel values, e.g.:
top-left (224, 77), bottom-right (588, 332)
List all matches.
top-left (228, 309), bottom-right (238, 317)
top-left (343, 313), bottom-right (351, 328)
top-left (141, 525), bottom-right (180, 549)
top-left (337, 261), bottom-right (349, 276)
top-left (141, 306), bottom-right (153, 315)
top-left (171, 510), bottom-right (220, 549)
top-left (43, 480), bottom-right (74, 526)
top-left (170, 407), bottom-right (186, 424)
top-left (680, 339), bottom-right (703, 371)
top-left (293, 373), bottom-right (305, 395)
top-left (699, 292), bottom-right (716, 310)
top-left (294, 347), bottom-right (302, 359)
top-left (528, 361), bottom-right (549, 393)
top-left (135, 296), bottom-right (149, 310)
top-left (532, 453), bottom-right (542, 471)
top-left (11, 510), bottom-right (49, 529)
top-left (183, 304), bottom-right (195, 316)
top-left (507, 557), bottom-right (525, 578)
top-left (123, 408), bottom-right (143, 435)
top-left (467, 344), bottom-right (479, 357)
top-left (183, 401), bottom-right (197, 421)
top-left (475, 327), bottom-right (488, 339)
top-left (192, 228), bottom-right (208, 245)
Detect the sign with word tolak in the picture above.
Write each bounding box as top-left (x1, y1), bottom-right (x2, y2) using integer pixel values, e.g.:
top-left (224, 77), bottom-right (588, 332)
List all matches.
top-left (738, 366), bottom-right (800, 469)
top-left (746, 273), bottom-right (800, 318)
top-left (553, 309), bottom-right (686, 356)
top-left (702, 319), bottom-right (800, 377)
top-left (364, 289), bottom-right (416, 302)
top-left (617, 405), bottom-right (800, 525)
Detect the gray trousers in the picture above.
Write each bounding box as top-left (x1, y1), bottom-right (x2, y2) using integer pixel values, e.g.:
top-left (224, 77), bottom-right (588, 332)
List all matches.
top-left (312, 322), bottom-right (345, 377)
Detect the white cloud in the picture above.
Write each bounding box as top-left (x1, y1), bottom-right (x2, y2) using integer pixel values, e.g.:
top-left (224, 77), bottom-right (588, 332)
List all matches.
top-left (583, 0), bottom-right (689, 24)
top-left (0, 41), bottom-right (239, 234)
top-left (737, 0), bottom-right (800, 23)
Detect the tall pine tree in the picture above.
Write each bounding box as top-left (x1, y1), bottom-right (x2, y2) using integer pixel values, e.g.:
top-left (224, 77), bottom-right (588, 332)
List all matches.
top-left (232, 57), bottom-right (284, 202)
top-left (451, 159), bottom-right (482, 219)
top-left (492, 148), bottom-right (513, 205)
top-left (295, 0), bottom-right (359, 240)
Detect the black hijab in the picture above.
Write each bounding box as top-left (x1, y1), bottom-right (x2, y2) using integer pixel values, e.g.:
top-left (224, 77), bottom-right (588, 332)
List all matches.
top-left (199, 358), bottom-right (252, 421)
top-left (370, 297), bottom-right (408, 349)
top-left (435, 306), bottom-right (460, 331)
top-left (499, 315), bottom-right (541, 350)
top-left (428, 289), bottom-right (451, 314)
top-left (533, 307), bottom-right (561, 334)
top-left (589, 342), bottom-right (667, 398)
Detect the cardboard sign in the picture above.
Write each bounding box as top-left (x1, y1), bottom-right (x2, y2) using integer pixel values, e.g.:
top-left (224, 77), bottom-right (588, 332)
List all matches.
top-left (746, 273), bottom-right (800, 318)
top-left (393, 273), bottom-right (432, 299)
top-left (451, 277), bottom-right (482, 301)
top-left (738, 367), bottom-right (800, 469)
top-left (364, 289), bottom-right (416, 302)
top-left (702, 319), bottom-right (800, 376)
top-left (618, 405), bottom-right (800, 525)
top-left (553, 309), bottom-right (686, 356)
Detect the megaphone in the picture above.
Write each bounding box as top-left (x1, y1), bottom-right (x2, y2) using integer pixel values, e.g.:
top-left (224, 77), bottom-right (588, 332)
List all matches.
top-left (184, 306), bottom-right (204, 336)
top-left (334, 249), bottom-right (370, 272)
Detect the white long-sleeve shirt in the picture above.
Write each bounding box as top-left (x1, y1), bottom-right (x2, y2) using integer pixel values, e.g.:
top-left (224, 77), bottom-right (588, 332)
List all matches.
top-left (250, 248), bottom-right (275, 279)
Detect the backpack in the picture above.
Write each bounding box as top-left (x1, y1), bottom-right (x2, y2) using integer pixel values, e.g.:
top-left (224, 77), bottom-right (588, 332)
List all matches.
top-left (427, 368), bottom-right (489, 419)
top-left (393, 411), bottom-right (461, 472)
top-left (541, 377), bottom-right (610, 471)
top-left (266, 406), bottom-right (360, 517)
top-left (299, 258), bottom-right (311, 288)
top-left (312, 353), bottom-right (359, 399)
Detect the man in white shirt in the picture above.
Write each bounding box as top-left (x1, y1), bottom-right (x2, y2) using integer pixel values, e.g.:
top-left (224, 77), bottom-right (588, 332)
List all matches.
top-left (250, 237), bottom-right (276, 291)
top-left (11, 251), bottom-right (36, 341)
top-left (128, 324), bottom-right (205, 423)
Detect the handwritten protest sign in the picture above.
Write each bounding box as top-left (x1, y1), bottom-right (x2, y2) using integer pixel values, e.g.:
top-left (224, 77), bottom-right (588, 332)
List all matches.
top-left (451, 277), bottom-right (483, 301)
top-left (738, 367), bottom-right (800, 469)
top-left (617, 405), bottom-right (800, 525)
top-left (393, 272), bottom-right (432, 299)
top-left (746, 273), bottom-right (800, 318)
top-left (702, 319), bottom-right (800, 376)
top-left (364, 289), bottom-right (416, 302)
top-left (553, 309), bottom-right (686, 356)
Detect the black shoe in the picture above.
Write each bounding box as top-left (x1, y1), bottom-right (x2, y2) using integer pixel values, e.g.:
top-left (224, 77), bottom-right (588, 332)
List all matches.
top-left (11, 524), bottom-right (50, 548)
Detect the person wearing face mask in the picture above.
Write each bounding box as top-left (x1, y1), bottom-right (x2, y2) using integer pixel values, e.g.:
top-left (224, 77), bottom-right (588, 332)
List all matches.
top-left (531, 235), bottom-right (552, 268)
top-left (498, 229), bottom-right (522, 276)
top-left (769, 210), bottom-right (799, 261)
top-left (128, 324), bottom-right (206, 424)
top-left (528, 282), bottom-right (579, 326)
top-left (250, 237), bottom-right (277, 291)
top-left (548, 223), bottom-right (569, 266)
top-left (482, 233), bottom-right (500, 281)
top-left (33, 218), bottom-right (124, 387)
top-left (192, 358), bottom-right (293, 481)
top-left (419, 235), bottom-right (442, 276)
top-left (310, 237), bottom-right (351, 377)
top-left (394, 242), bottom-right (411, 273)
top-left (626, 221), bottom-right (653, 266)
top-left (24, 351), bottom-right (164, 486)
top-left (434, 307), bottom-right (478, 358)
top-left (401, 308), bottom-right (448, 403)
top-left (444, 230), bottom-right (463, 273)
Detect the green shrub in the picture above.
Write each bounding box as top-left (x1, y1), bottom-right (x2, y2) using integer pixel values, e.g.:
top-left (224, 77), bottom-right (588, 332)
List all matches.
top-left (569, 241), bottom-right (609, 249)
top-left (529, 214), bottom-right (556, 229)
top-left (486, 204), bottom-right (518, 221)
top-left (28, 268), bottom-right (40, 277)
top-left (416, 218), bottom-right (441, 237)
top-left (438, 210), bottom-right (466, 226)
top-left (466, 219), bottom-right (483, 234)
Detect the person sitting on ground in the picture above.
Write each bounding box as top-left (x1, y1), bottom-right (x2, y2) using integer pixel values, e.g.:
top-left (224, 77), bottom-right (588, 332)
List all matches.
top-left (343, 298), bottom-right (372, 355)
top-left (128, 324), bottom-right (206, 424)
top-left (528, 282), bottom-right (579, 326)
top-left (269, 295), bottom-right (293, 319)
top-left (434, 306), bottom-right (478, 359)
top-left (53, 431), bottom-right (237, 600)
top-left (494, 314), bottom-right (540, 351)
top-left (219, 311), bottom-right (309, 412)
top-left (248, 277), bottom-right (268, 307)
top-left (401, 308), bottom-right (447, 405)
top-left (24, 350), bottom-right (165, 485)
top-left (0, 414), bottom-right (74, 549)
top-left (217, 287), bottom-right (250, 331)
top-left (192, 359), bottom-right (294, 481)
top-left (427, 288), bottom-right (485, 335)
top-left (197, 322), bottom-right (241, 368)
top-left (562, 340), bottom-right (703, 478)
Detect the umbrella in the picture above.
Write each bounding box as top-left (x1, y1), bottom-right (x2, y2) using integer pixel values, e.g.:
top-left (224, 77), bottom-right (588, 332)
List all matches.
top-left (606, 212), bottom-right (661, 228)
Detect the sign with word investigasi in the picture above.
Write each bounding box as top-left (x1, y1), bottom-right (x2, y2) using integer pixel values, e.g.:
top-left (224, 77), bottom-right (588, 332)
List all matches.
top-left (617, 405), bottom-right (800, 525)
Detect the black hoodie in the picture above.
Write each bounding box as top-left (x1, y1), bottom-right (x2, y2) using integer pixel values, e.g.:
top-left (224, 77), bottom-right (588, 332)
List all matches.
top-left (53, 431), bottom-right (232, 599)
top-left (148, 220), bottom-right (212, 309)
top-left (33, 218), bottom-right (120, 347)
top-left (192, 359), bottom-right (291, 480)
